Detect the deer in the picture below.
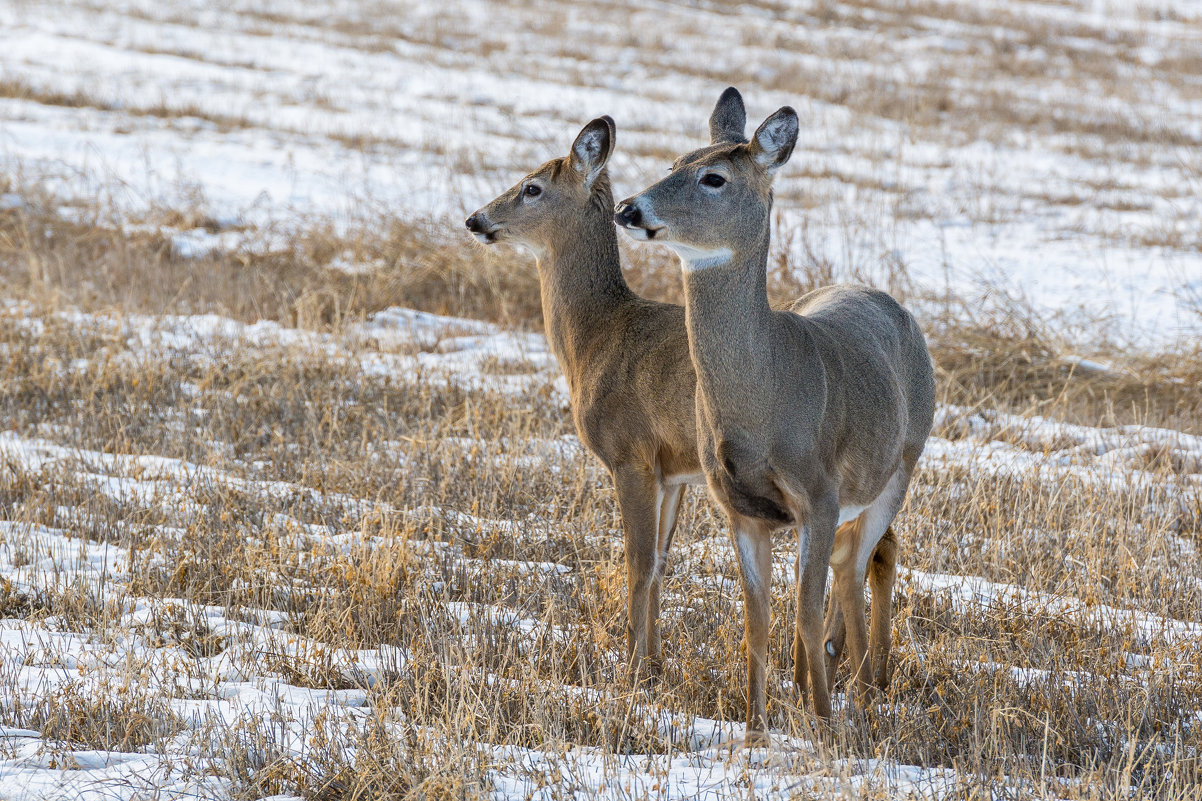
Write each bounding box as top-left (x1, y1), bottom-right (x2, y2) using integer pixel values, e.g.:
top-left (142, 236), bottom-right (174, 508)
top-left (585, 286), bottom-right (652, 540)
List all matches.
top-left (614, 88), bottom-right (935, 742)
top-left (465, 117), bottom-right (705, 679)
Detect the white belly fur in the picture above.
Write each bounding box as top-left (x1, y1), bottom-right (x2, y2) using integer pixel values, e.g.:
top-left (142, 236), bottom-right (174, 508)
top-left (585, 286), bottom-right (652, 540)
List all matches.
top-left (837, 505), bottom-right (868, 525)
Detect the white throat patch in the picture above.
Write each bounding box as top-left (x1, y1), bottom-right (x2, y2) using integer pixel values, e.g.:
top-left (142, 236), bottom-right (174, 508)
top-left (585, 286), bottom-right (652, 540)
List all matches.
top-left (674, 245), bottom-right (733, 272)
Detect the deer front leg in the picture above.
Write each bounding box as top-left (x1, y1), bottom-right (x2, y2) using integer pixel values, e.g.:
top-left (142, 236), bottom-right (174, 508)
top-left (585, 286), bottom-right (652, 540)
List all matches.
top-left (821, 579), bottom-right (846, 696)
top-left (731, 514), bottom-right (776, 744)
top-left (831, 561), bottom-right (870, 709)
top-left (612, 464), bottom-right (660, 682)
top-left (826, 528), bottom-right (901, 696)
top-left (799, 496), bottom-right (838, 720)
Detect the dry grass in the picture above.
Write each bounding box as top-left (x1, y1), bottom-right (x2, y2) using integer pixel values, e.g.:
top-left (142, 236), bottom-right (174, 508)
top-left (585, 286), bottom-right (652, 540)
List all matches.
top-left (1, 183), bottom-right (832, 333)
top-left (0, 191), bottom-right (543, 330)
top-left (14, 681), bottom-right (185, 755)
top-left (3, 0), bottom-right (1201, 794)
top-left (0, 184), bottom-right (1199, 798)
top-left (930, 317), bottom-right (1202, 436)
top-left (201, 705), bottom-right (489, 800)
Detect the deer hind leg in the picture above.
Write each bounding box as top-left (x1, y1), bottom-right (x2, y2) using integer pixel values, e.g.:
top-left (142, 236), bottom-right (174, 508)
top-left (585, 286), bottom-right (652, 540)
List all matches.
top-left (829, 518), bottom-right (870, 710)
top-left (831, 474), bottom-right (909, 709)
top-left (647, 483), bottom-right (685, 663)
top-left (825, 525), bottom-right (896, 695)
top-left (868, 525), bottom-right (898, 691)
top-left (612, 464), bottom-right (661, 683)
top-left (821, 523), bottom-right (854, 695)
top-left (731, 514), bottom-right (776, 743)
top-left (792, 526), bottom-right (812, 698)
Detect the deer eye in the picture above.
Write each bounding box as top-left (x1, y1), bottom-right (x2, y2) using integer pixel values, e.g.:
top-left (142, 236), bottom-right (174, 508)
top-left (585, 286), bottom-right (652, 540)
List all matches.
top-left (523, 184), bottom-right (542, 198)
top-left (700, 173), bottom-right (727, 188)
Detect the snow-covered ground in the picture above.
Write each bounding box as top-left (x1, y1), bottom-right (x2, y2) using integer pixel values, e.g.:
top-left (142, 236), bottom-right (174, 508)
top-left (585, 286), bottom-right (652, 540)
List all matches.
top-left (0, 304), bottom-right (1196, 798)
top-left (2, 0), bottom-right (1201, 346)
top-left (2, 0), bottom-right (1201, 797)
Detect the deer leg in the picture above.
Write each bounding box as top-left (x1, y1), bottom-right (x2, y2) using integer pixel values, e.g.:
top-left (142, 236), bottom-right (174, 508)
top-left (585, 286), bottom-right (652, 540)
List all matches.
top-left (648, 483), bottom-right (685, 663)
top-left (868, 525), bottom-right (898, 691)
top-left (830, 520), bottom-right (870, 710)
top-left (800, 498), bottom-right (838, 721)
top-left (793, 526), bottom-right (811, 698)
top-left (837, 474), bottom-right (909, 709)
top-left (821, 522), bottom-right (857, 695)
top-left (612, 464), bottom-right (660, 683)
top-left (822, 579), bottom-right (846, 696)
top-left (732, 514), bottom-right (775, 744)
top-left (826, 529), bottom-right (898, 696)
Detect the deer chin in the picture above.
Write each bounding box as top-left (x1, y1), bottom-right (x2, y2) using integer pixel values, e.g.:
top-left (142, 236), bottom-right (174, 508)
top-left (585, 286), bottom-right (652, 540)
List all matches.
top-left (617, 223), bottom-right (664, 242)
top-left (472, 226), bottom-right (503, 245)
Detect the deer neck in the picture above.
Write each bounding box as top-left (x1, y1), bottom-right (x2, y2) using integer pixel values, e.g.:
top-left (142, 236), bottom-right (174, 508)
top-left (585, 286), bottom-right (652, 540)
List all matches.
top-left (680, 222), bottom-right (775, 405)
top-left (533, 193), bottom-right (633, 381)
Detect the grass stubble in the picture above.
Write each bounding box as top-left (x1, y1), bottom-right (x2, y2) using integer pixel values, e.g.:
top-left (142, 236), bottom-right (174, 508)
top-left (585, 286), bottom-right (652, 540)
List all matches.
top-left (0, 168), bottom-right (1200, 800)
top-left (1, 0), bottom-right (1201, 794)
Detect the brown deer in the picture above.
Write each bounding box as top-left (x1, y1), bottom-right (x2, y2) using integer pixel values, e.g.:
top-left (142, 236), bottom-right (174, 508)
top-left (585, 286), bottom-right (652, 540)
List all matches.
top-left (615, 88), bottom-right (935, 741)
top-left (465, 117), bottom-right (703, 678)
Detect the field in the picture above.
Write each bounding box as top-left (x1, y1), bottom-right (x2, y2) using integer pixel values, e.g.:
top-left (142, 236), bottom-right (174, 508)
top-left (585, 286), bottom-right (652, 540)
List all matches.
top-left (1, 0), bottom-right (1201, 798)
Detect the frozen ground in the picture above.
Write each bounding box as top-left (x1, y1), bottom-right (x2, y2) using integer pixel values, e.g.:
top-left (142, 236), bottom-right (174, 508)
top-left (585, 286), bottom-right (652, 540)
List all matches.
top-left (0, 305), bottom-right (1196, 798)
top-left (2, 0), bottom-right (1202, 346)
top-left (1, 0), bottom-right (1201, 798)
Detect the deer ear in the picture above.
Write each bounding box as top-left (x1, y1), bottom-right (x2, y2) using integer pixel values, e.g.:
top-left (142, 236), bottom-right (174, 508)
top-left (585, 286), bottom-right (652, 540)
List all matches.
top-left (709, 87), bottom-right (747, 145)
top-left (569, 117), bottom-right (615, 190)
top-left (748, 106), bottom-right (797, 175)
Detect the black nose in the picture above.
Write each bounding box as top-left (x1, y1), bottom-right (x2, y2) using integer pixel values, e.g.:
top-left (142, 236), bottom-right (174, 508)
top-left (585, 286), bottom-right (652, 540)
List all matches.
top-left (614, 202), bottom-right (642, 227)
top-left (465, 214), bottom-right (482, 232)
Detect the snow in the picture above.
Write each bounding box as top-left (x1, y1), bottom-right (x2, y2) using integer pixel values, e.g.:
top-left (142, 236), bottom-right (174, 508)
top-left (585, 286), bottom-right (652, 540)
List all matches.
top-left (901, 568), bottom-right (1202, 647)
top-left (0, 303), bottom-right (1195, 798)
top-left (0, 0), bottom-right (1200, 796)
top-left (926, 405), bottom-right (1202, 491)
top-left (489, 740), bottom-right (960, 800)
top-left (1, 0), bottom-right (1200, 347)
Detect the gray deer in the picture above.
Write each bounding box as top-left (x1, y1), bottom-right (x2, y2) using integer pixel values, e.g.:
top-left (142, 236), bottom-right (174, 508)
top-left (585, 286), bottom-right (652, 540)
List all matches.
top-left (615, 88), bottom-right (935, 742)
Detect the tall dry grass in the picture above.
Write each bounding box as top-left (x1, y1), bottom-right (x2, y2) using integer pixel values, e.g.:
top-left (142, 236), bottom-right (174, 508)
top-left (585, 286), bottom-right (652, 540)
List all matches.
top-left (0, 185), bottom-right (1198, 798)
